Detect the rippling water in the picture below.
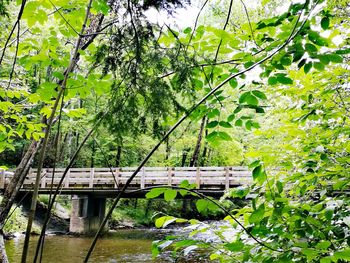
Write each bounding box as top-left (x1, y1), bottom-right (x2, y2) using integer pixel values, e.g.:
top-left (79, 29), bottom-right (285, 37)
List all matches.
top-left (5, 229), bottom-right (170, 263)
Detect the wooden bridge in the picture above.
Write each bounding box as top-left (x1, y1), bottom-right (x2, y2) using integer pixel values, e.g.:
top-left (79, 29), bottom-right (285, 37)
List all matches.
top-left (0, 167), bottom-right (252, 233)
top-left (0, 166), bottom-right (252, 197)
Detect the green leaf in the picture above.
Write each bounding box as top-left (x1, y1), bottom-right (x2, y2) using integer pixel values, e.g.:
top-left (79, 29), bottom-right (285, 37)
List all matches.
top-left (318, 55), bottom-right (330, 65)
top-left (206, 121), bottom-right (219, 129)
top-left (305, 43), bottom-right (318, 54)
top-left (196, 199), bottom-right (209, 213)
top-left (230, 187), bottom-right (250, 198)
top-left (302, 248), bottom-right (319, 261)
top-left (252, 165), bottom-right (263, 180)
top-left (224, 241), bottom-right (244, 252)
top-left (249, 160), bottom-right (261, 168)
top-left (304, 63), bottom-right (312, 74)
top-left (206, 131), bottom-right (217, 142)
top-left (313, 62), bottom-right (325, 71)
top-left (327, 54), bottom-right (343, 63)
top-left (268, 76), bottom-right (277, 85)
top-left (276, 181), bottom-right (283, 193)
top-left (227, 114), bottom-right (235, 122)
top-left (281, 56), bottom-right (292, 66)
top-left (234, 106), bottom-right (242, 113)
top-left (252, 90), bottom-right (267, 100)
top-left (315, 241), bottom-right (331, 250)
top-left (235, 119), bottom-right (243, 127)
top-left (155, 216), bottom-right (176, 228)
top-left (334, 249), bottom-right (350, 261)
top-left (245, 120), bottom-right (252, 130)
top-left (239, 92), bottom-right (258, 106)
top-left (219, 121), bottom-right (232, 128)
top-left (164, 189), bottom-right (177, 201)
top-left (217, 131), bottom-right (232, 141)
top-left (183, 27), bottom-right (192, 34)
top-left (308, 31), bottom-right (328, 46)
top-left (52, 71), bottom-right (64, 80)
top-left (276, 75), bottom-right (293, 85)
top-left (229, 78), bottom-right (238, 89)
top-left (249, 204), bottom-right (265, 224)
top-left (207, 109), bottom-right (220, 118)
top-left (321, 17), bottom-right (330, 30)
top-left (146, 188), bottom-right (165, 198)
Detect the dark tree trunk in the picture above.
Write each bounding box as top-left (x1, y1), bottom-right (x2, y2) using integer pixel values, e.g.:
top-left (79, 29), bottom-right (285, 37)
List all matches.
top-left (0, 140), bottom-right (40, 227)
top-left (91, 140), bottom-right (95, 168)
top-left (200, 121), bottom-right (209, 166)
top-left (181, 148), bottom-right (189, 167)
top-left (165, 138), bottom-right (171, 161)
top-left (115, 145), bottom-right (122, 167)
top-left (189, 116), bottom-right (206, 167)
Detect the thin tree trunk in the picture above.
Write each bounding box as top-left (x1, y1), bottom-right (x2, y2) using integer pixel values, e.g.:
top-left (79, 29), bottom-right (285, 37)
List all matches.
top-left (181, 148), bottom-right (189, 167)
top-left (165, 138), bottom-right (171, 161)
top-left (91, 140), bottom-right (95, 168)
top-left (189, 116), bottom-right (206, 167)
top-left (0, 231), bottom-right (9, 263)
top-left (0, 140), bottom-right (40, 227)
top-left (115, 145), bottom-right (122, 167)
top-left (200, 121), bottom-right (209, 166)
top-left (0, 140), bottom-right (40, 263)
top-left (21, 2), bottom-right (97, 261)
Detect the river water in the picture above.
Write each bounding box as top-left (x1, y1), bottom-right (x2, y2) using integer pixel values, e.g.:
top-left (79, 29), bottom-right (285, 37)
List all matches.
top-left (5, 229), bottom-right (171, 263)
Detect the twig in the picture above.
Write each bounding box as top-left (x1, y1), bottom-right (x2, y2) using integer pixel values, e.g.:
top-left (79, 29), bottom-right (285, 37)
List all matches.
top-left (83, 1), bottom-right (314, 261)
top-left (0, 0), bottom-right (27, 66)
top-left (6, 20), bottom-right (21, 90)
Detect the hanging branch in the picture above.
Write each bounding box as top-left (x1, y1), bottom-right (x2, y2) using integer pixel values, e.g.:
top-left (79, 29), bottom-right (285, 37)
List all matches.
top-left (125, 184), bottom-right (283, 252)
top-left (83, 2), bottom-right (316, 260)
top-left (34, 94), bottom-right (65, 263)
top-left (20, 1), bottom-right (95, 262)
top-left (185, 0), bottom-right (209, 53)
top-left (6, 20), bottom-right (21, 89)
top-left (0, 0), bottom-right (27, 66)
top-left (239, 0), bottom-right (261, 49)
top-left (33, 117), bottom-right (104, 263)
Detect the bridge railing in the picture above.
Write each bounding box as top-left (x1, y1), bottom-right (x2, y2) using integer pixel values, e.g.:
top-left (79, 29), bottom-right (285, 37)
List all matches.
top-left (0, 167), bottom-right (252, 190)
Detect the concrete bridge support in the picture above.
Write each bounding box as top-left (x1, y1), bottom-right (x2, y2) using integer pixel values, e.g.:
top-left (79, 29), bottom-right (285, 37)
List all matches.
top-left (69, 195), bottom-right (106, 234)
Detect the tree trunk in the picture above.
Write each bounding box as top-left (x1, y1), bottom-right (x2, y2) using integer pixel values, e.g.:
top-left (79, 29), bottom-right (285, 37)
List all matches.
top-left (115, 145), bottom-right (122, 167)
top-left (91, 140), bottom-right (95, 168)
top-left (0, 230), bottom-right (9, 263)
top-left (189, 116), bottom-right (206, 167)
top-left (0, 140), bottom-right (40, 263)
top-left (0, 140), bottom-right (40, 228)
top-left (181, 148), bottom-right (189, 167)
top-left (165, 138), bottom-right (171, 161)
top-left (200, 121), bottom-right (209, 166)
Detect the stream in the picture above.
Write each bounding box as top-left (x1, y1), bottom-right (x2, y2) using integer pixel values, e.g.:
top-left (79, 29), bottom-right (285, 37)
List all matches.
top-left (5, 221), bottom-right (233, 262)
top-left (5, 229), bottom-right (171, 263)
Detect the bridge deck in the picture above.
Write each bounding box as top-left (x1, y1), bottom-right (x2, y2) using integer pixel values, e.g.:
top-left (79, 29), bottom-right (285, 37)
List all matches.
top-left (0, 167), bottom-right (252, 196)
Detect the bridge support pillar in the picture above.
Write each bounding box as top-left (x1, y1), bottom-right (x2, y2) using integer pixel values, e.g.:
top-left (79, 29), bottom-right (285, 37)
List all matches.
top-left (69, 195), bottom-right (106, 234)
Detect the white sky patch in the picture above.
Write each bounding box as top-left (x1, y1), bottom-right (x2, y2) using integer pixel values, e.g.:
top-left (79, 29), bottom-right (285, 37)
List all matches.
top-left (144, 5), bottom-right (199, 29)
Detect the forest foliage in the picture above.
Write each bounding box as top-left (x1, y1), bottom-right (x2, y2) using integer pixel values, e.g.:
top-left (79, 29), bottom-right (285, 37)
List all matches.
top-left (0, 0), bottom-right (350, 262)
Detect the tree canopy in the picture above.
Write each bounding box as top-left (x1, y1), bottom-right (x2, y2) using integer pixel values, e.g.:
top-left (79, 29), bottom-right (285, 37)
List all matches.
top-left (0, 0), bottom-right (350, 262)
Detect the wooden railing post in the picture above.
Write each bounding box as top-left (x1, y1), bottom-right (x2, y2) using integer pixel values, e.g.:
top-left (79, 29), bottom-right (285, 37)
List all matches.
top-left (41, 169), bottom-right (46, 188)
top-left (141, 167), bottom-right (145, 189)
top-left (89, 168), bottom-right (95, 188)
top-left (65, 169), bottom-right (70, 188)
top-left (167, 167), bottom-right (173, 186)
top-left (196, 167), bottom-right (200, 189)
top-left (225, 167), bottom-right (230, 190)
top-left (0, 169), bottom-right (4, 189)
top-left (114, 168), bottom-right (120, 188)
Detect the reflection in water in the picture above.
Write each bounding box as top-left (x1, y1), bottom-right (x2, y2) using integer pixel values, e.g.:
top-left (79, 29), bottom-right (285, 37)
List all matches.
top-left (5, 229), bottom-right (170, 263)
